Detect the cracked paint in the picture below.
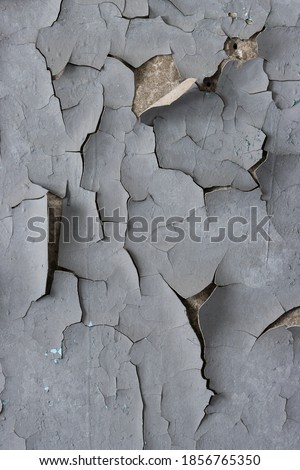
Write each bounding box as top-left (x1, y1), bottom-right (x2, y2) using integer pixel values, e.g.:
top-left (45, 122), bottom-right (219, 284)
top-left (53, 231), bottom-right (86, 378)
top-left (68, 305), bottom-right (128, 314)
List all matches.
top-left (1, 0), bottom-right (300, 452)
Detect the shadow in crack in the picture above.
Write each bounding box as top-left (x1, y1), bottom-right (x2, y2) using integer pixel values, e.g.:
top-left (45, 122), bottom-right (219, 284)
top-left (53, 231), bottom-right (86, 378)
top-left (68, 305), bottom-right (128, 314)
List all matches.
top-left (47, 192), bottom-right (63, 294)
top-left (180, 283), bottom-right (216, 341)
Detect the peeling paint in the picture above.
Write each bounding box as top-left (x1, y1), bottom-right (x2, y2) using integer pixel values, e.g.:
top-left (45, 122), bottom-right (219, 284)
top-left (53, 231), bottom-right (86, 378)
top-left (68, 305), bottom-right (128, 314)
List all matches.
top-left (1, 0), bottom-right (300, 452)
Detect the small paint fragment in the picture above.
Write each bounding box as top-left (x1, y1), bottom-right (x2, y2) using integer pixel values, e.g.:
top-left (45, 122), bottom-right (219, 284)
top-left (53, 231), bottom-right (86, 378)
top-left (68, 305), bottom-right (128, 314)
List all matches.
top-left (53, 359), bottom-right (59, 364)
top-left (88, 321), bottom-right (93, 327)
top-left (293, 98), bottom-right (300, 106)
top-left (50, 348), bottom-right (57, 354)
top-left (57, 347), bottom-right (62, 356)
top-left (44, 386), bottom-right (49, 392)
top-left (228, 12), bottom-right (237, 19)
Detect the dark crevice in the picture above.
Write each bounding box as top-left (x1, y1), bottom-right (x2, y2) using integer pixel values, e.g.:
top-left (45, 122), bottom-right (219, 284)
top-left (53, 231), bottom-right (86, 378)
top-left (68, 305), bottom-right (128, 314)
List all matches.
top-left (130, 363), bottom-right (146, 449)
top-left (199, 68), bottom-right (222, 93)
top-left (46, 193), bottom-right (63, 294)
top-left (204, 185), bottom-right (231, 194)
top-left (51, 0), bottom-right (63, 28)
top-left (260, 307), bottom-right (300, 336)
top-left (179, 283), bottom-right (216, 343)
top-left (79, 99), bottom-right (106, 194)
top-left (107, 53), bottom-right (135, 72)
top-left (154, 277), bottom-right (217, 398)
top-left (249, 148), bottom-right (268, 185)
top-left (180, 282), bottom-right (219, 405)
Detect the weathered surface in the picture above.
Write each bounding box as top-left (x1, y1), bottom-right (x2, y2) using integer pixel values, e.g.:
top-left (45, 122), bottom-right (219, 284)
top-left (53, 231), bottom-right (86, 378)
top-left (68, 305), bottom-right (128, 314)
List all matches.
top-left (1, 0), bottom-right (300, 452)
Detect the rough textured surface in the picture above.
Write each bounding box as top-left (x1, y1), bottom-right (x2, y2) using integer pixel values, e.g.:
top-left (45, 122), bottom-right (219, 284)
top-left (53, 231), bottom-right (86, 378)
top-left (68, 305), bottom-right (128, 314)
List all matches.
top-left (197, 288), bottom-right (300, 449)
top-left (1, 0), bottom-right (300, 451)
top-left (133, 55), bottom-right (181, 117)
